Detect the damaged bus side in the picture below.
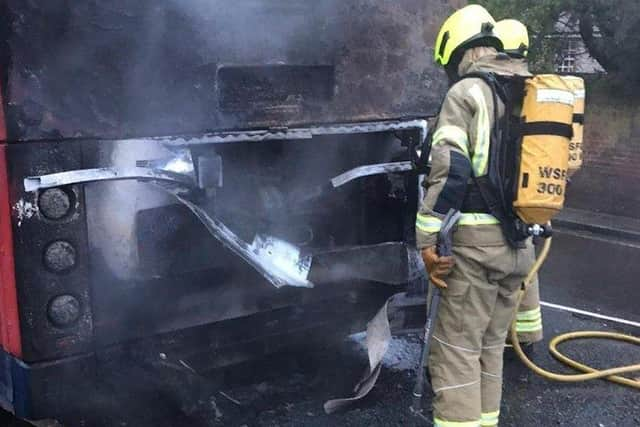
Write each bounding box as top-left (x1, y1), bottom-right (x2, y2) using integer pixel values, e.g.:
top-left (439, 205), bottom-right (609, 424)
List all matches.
top-left (0, 0), bottom-right (460, 424)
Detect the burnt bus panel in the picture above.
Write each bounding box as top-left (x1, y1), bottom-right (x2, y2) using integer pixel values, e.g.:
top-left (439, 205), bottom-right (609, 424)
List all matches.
top-left (7, 142), bottom-right (94, 363)
top-left (4, 0), bottom-right (450, 140)
top-left (0, 0), bottom-right (454, 421)
top-left (6, 120), bottom-right (421, 360)
top-left (218, 65), bottom-right (336, 113)
top-left (0, 286), bottom-right (393, 423)
top-left (75, 131), bottom-right (412, 346)
top-left (135, 204), bottom-right (221, 278)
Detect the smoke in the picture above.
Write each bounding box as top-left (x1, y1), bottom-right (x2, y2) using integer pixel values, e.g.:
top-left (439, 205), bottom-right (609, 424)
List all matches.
top-left (2, 2), bottom-right (450, 424)
top-left (5, 0), bottom-right (446, 140)
top-left (6, 0), bottom-right (444, 333)
top-left (85, 140), bottom-right (177, 280)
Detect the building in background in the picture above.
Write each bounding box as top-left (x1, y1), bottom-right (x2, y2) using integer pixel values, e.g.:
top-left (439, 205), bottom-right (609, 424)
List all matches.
top-left (551, 16), bottom-right (640, 218)
top-left (554, 13), bottom-right (604, 74)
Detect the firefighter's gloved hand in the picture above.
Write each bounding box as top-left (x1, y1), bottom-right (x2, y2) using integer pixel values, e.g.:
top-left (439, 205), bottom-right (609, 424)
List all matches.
top-left (421, 246), bottom-right (455, 289)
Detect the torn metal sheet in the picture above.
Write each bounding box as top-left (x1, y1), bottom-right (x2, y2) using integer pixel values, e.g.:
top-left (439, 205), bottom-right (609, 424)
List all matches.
top-left (326, 119), bottom-right (427, 188)
top-left (135, 149), bottom-right (196, 176)
top-left (331, 161), bottom-right (414, 188)
top-left (324, 292), bottom-right (409, 414)
top-left (171, 196), bottom-right (312, 288)
top-left (23, 167), bottom-right (196, 193)
top-left (162, 188), bottom-right (313, 288)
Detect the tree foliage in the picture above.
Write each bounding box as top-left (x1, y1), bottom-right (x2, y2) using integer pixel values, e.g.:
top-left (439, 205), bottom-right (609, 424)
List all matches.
top-left (471, 0), bottom-right (640, 86)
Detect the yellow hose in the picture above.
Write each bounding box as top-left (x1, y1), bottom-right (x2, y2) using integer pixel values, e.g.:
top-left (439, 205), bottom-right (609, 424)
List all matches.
top-left (510, 235), bottom-right (640, 389)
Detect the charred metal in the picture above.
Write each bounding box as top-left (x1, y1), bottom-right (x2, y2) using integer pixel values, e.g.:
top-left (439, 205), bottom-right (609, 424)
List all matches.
top-left (0, 1), bottom-right (456, 424)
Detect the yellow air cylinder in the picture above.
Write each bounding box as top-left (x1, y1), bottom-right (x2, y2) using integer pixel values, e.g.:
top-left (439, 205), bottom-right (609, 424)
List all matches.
top-left (513, 74), bottom-right (575, 225)
top-left (562, 76), bottom-right (586, 174)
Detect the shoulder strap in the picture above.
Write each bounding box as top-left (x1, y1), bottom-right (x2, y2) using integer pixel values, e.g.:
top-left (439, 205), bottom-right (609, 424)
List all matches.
top-left (459, 72), bottom-right (504, 104)
top-left (457, 72), bottom-right (528, 248)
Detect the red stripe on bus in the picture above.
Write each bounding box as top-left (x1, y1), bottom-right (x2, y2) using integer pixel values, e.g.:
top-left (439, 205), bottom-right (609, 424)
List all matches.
top-left (0, 144), bottom-right (22, 356)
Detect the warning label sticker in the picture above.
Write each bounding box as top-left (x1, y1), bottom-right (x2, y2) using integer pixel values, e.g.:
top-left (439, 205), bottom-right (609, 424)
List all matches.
top-left (537, 89), bottom-right (575, 106)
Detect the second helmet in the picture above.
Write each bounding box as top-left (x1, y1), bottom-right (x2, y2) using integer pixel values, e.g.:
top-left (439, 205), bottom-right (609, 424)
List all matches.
top-left (496, 19), bottom-right (529, 58)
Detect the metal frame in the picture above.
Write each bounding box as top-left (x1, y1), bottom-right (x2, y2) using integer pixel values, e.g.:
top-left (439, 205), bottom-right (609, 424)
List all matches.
top-left (116, 119), bottom-right (428, 148)
top-left (22, 119), bottom-right (428, 289)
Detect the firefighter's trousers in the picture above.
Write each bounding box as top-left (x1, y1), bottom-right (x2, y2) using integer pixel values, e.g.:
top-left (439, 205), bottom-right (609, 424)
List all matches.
top-left (515, 267), bottom-right (543, 343)
top-left (429, 242), bottom-right (533, 427)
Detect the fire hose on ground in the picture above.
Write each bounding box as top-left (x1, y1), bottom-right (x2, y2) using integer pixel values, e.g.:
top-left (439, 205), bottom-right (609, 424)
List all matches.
top-left (511, 234), bottom-right (640, 389)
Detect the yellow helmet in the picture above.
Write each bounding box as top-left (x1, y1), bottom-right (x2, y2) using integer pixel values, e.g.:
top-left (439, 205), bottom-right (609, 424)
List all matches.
top-left (434, 5), bottom-right (503, 67)
top-left (496, 19), bottom-right (529, 58)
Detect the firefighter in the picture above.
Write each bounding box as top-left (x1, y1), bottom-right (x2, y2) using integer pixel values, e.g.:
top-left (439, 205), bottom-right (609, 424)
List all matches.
top-left (495, 18), bottom-right (544, 347)
top-left (495, 19), bottom-right (529, 58)
top-left (416, 5), bottom-right (534, 427)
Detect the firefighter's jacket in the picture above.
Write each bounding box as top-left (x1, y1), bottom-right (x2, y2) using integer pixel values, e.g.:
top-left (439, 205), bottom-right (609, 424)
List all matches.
top-left (416, 48), bottom-right (531, 249)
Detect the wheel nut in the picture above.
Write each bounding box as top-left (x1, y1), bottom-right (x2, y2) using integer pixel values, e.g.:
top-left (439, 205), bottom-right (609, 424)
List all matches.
top-left (43, 241), bottom-right (76, 273)
top-left (38, 188), bottom-right (72, 220)
top-left (47, 294), bottom-right (81, 327)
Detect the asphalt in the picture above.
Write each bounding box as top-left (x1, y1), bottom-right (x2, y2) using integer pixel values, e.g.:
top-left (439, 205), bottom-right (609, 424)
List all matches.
top-left (556, 208), bottom-right (640, 240)
top-left (185, 306), bottom-right (639, 427)
top-left (541, 209), bottom-right (640, 323)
